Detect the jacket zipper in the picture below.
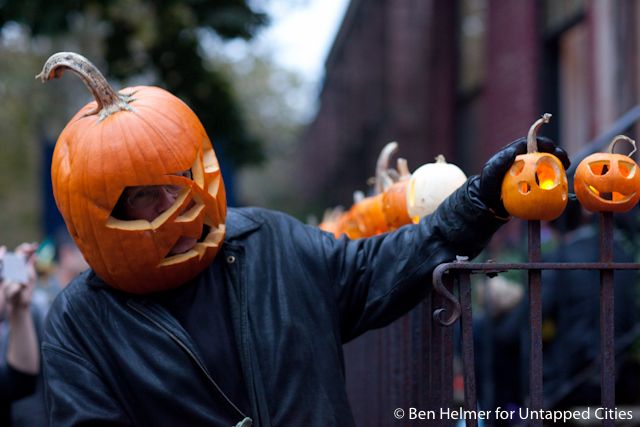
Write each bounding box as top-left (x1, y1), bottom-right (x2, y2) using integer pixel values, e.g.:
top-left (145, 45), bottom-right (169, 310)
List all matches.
top-left (128, 302), bottom-right (251, 424)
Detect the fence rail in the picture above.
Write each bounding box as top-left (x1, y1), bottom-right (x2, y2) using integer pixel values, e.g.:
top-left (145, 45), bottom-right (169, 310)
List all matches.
top-left (432, 214), bottom-right (634, 427)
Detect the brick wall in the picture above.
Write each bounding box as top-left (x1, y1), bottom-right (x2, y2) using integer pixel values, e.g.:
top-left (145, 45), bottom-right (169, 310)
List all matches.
top-left (479, 0), bottom-right (541, 163)
top-left (297, 0), bottom-right (455, 212)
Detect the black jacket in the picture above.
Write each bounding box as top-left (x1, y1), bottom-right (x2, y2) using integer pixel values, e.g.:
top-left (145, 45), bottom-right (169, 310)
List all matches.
top-left (42, 178), bottom-right (506, 426)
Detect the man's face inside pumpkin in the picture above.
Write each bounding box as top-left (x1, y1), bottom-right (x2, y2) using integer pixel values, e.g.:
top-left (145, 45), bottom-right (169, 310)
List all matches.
top-left (112, 169), bottom-right (199, 256)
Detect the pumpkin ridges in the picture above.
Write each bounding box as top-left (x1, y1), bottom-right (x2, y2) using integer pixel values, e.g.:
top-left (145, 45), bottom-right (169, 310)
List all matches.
top-left (42, 51), bottom-right (227, 293)
top-left (132, 87), bottom-right (208, 144)
top-left (131, 108), bottom-right (197, 175)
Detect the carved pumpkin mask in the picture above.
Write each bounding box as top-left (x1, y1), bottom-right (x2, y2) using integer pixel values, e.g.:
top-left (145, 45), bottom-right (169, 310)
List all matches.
top-left (38, 52), bottom-right (226, 294)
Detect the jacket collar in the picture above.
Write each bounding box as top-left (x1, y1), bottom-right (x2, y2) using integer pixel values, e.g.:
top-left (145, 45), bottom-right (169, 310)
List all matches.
top-left (225, 208), bottom-right (262, 240)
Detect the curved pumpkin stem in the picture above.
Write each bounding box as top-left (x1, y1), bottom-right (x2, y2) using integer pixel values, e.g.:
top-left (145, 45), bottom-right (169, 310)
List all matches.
top-left (36, 52), bottom-right (132, 120)
top-left (526, 113), bottom-right (552, 153)
top-left (375, 142), bottom-right (399, 194)
top-left (397, 158), bottom-right (410, 178)
top-left (608, 135), bottom-right (637, 157)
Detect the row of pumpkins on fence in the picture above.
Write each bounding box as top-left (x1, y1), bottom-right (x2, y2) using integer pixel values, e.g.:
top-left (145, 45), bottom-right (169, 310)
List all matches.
top-left (319, 114), bottom-right (640, 239)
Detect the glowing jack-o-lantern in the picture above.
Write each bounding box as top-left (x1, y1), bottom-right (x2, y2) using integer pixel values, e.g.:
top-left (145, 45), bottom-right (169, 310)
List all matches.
top-left (501, 114), bottom-right (568, 221)
top-left (406, 155), bottom-right (467, 223)
top-left (38, 52), bottom-right (226, 294)
top-left (574, 135), bottom-right (640, 213)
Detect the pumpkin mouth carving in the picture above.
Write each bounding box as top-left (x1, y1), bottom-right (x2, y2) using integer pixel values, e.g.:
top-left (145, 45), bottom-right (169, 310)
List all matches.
top-left (158, 222), bottom-right (226, 267)
top-left (583, 159), bottom-right (637, 203)
top-left (584, 183), bottom-right (636, 203)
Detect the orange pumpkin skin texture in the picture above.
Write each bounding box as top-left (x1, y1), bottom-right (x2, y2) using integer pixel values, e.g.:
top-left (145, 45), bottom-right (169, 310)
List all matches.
top-left (382, 180), bottom-right (412, 230)
top-left (40, 53), bottom-right (226, 294)
top-left (573, 136), bottom-right (640, 213)
top-left (351, 194), bottom-right (388, 238)
top-left (337, 210), bottom-right (362, 239)
top-left (500, 114), bottom-right (568, 221)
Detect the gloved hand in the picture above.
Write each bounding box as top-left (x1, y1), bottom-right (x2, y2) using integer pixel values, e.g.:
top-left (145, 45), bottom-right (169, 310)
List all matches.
top-left (475, 136), bottom-right (570, 217)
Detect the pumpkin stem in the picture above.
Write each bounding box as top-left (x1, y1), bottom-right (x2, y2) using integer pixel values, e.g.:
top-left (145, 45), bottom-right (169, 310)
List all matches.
top-left (375, 142), bottom-right (399, 194)
top-left (36, 52), bottom-right (132, 120)
top-left (608, 135), bottom-right (637, 157)
top-left (397, 158), bottom-right (410, 178)
top-left (526, 113), bottom-right (552, 153)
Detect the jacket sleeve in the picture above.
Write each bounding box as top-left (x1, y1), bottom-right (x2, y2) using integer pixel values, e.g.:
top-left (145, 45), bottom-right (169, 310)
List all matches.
top-left (317, 176), bottom-right (508, 342)
top-left (42, 295), bottom-right (132, 427)
top-left (0, 363), bottom-right (37, 401)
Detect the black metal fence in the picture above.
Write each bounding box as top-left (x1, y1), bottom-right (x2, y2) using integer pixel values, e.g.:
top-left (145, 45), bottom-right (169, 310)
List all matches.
top-left (344, 214), bottom-right (639, 426)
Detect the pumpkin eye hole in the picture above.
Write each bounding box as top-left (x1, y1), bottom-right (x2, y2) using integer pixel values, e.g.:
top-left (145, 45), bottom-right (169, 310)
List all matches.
top-left (518, 181), bottom-right (531, 194)
top-left (588, 160), bottom-right (610, 176)
top-left (534, 158), bottom-right (560, 190)
top-left (510, 160), bottom-right (525, 176)
top-left (110, 184), bottom-right (190, 221)
top-left (618, 161), bottom-right (636, 178)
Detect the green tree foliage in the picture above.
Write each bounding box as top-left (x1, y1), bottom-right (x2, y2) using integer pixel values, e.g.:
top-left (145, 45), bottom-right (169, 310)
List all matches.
top-left (0, 0), bottom-right (269, 167)
top-left (216, 51), bottom-right (310, 215)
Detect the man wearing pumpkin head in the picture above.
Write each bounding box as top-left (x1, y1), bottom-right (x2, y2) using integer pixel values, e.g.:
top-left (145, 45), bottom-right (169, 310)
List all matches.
top-left (38, 52), bottom-right (570, 427)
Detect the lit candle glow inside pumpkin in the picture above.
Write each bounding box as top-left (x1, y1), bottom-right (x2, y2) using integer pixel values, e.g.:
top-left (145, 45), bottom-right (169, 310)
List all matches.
top-left (536, 163), bottom-right (558, 190)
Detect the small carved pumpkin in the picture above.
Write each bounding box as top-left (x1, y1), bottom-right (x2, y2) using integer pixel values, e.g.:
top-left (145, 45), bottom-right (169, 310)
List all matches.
top-left (405, 155), bottom-right (467, 223)
top-left (574, 135), bottom-right (640, 213)
top-left (501, 114), bottom-right (568, 221)
top-left (38, 52), bottom-right (226, 294)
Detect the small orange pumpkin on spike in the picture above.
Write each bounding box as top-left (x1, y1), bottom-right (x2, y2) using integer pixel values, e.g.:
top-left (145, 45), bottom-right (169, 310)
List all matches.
top-left (574, 135), bottom-right (640, 213)
top-left (501, 113), bottom-right (568, 221)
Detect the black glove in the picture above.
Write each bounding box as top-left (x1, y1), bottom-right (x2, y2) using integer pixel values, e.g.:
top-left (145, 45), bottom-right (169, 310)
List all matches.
top-left (474, 136), bottom-right (570, 217)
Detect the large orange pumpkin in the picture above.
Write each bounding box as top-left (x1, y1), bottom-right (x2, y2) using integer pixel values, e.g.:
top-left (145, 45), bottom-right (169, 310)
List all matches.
top-left (501, 114), bottom-right (568, 221)
top-left (38, 52), bottom-right (226, 294)
top-left (574, 135), bottom-right (640, 213)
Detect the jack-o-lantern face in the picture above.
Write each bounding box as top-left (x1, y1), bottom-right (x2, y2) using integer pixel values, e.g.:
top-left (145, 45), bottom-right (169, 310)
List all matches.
top-left (39, 52), bottom-right (226, 294)
top-left (501, 153), bottom-right (568, 220)
top-left (574, 135), bottom-right (640, 213)
top-left (501, 114), bottom-right (568, 221)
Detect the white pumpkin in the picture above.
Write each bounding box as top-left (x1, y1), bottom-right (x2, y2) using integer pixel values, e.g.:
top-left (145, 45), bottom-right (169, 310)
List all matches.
top-left (406, 155), bottom-right (467, 223)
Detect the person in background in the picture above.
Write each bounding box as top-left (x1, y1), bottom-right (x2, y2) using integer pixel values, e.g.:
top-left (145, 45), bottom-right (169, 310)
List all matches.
top-left (0, 243), bottom-right (40, 426)
top-left (7, 230), bottom-right (87, 427)
top-left (32, 228), bottom-right (89, 312)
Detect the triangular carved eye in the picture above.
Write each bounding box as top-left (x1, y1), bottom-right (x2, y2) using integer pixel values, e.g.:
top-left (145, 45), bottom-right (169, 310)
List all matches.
top-left (618, 161), bottom-right (636, 178)
top-left (109, 185), bottom-right (190, 224)
top-left (589, 160), bottom-right (610, 176)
